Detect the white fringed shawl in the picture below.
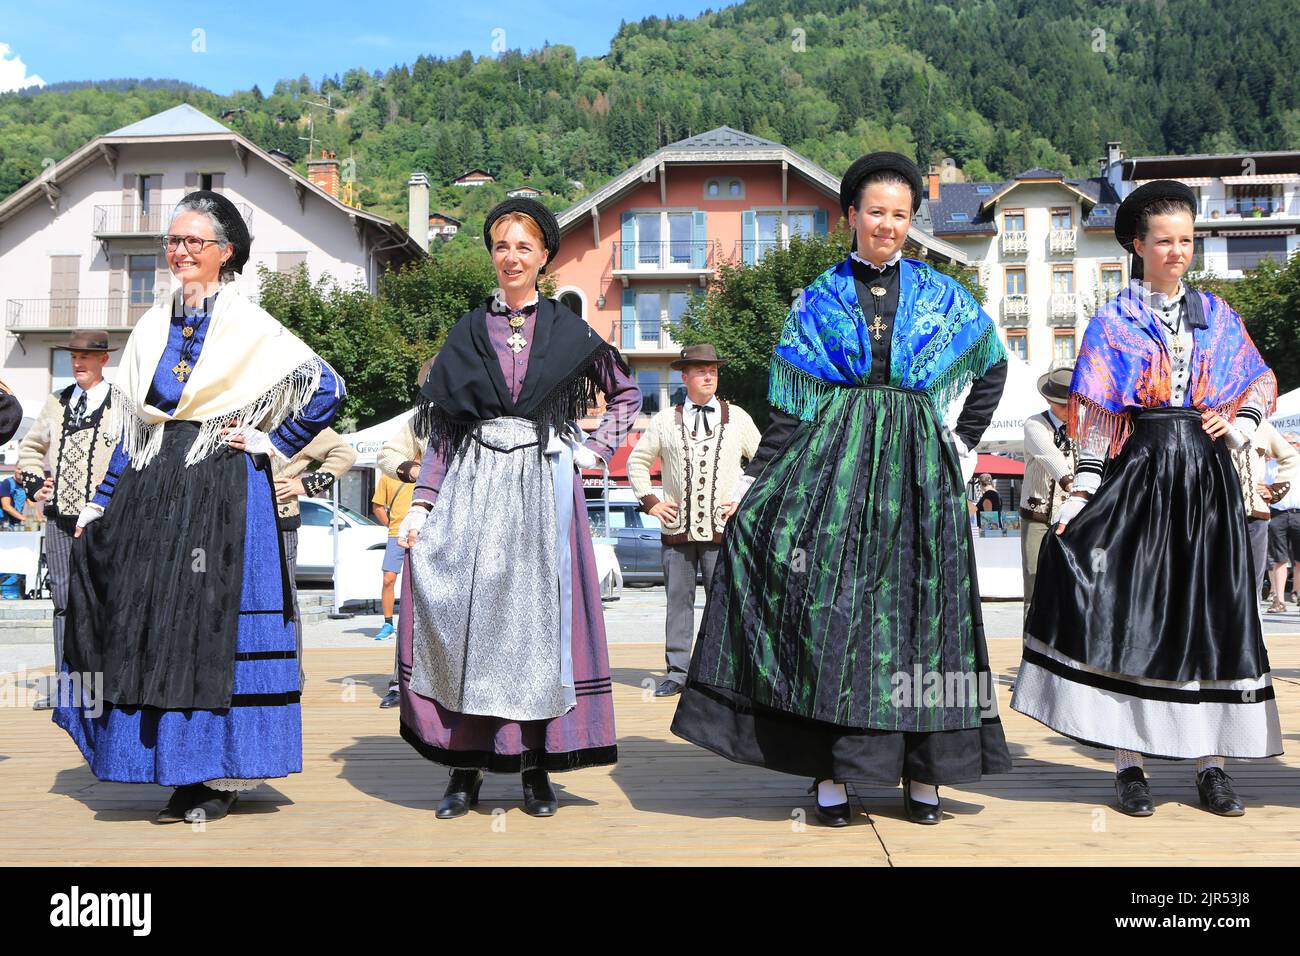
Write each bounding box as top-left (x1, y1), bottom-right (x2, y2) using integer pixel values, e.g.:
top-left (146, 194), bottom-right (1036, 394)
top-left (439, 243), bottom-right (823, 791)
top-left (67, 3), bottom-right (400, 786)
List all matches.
top-left (106, 283), bottom-right (337, 469)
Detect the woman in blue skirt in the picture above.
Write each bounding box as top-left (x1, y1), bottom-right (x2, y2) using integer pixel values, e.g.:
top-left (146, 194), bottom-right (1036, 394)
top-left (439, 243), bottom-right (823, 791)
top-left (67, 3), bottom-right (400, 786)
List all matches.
top-left (56, 191), bottom-right (344, 823)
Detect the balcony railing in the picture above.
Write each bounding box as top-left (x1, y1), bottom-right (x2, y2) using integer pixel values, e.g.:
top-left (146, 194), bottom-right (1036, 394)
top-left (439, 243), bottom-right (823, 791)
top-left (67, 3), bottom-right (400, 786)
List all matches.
top-left (1001, 295), bottom-right (1029, 326)
top-left (730, 237), bottom-right (819, 264)
top-left (611, 240), bottom-right (715, 273)
top-left (93, 202), bottom-right (254, 236)
top-left (609, 319), bottom-right (682, 353)
top-left (5, 296), bottom-right (154, 331)
top-left (1048, 293), bottom-right (1079, 326)
top-left (1001, 231), bottom-right (1028, 255)
top-left (1049, 228), bottom-right (1077, 255)
top-left (1199, 196), bottom-right (1300, 220)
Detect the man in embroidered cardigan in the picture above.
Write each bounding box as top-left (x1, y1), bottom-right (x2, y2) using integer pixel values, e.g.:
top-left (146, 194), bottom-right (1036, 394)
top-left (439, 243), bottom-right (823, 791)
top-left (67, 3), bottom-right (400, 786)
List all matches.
top-left (17, 330), bottom-right (119, 709)
top-left (627, 344), bottom-right (762, 698)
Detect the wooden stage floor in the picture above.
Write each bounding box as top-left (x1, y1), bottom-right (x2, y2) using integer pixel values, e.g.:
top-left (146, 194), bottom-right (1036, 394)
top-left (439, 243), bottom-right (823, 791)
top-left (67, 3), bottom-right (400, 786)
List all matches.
top-left (4, 639), bottom-right (1300, 866)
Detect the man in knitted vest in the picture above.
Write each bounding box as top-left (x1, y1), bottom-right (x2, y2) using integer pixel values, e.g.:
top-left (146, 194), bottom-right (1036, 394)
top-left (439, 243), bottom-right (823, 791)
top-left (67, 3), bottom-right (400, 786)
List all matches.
top-left (628, 344), bottom-right (761, 697)
top-left (17, 331), bottom-right (119, 709)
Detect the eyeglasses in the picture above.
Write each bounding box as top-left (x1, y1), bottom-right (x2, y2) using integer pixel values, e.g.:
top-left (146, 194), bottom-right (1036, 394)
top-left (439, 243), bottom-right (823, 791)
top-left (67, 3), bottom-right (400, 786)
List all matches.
top-left (162, 234), bottom-right (224, 254)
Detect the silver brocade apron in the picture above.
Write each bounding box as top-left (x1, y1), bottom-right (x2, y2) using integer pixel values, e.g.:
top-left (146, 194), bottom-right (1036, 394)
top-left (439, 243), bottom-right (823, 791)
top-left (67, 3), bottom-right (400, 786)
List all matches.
top-left (408, 416), bottom-right (579, 721)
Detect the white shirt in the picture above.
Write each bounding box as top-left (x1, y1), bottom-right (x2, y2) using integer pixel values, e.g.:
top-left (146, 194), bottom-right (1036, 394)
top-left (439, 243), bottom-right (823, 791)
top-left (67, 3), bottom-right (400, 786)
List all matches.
top-left (684, 395), bottom-right (720, 441)
top-left (491, 287), bottom-right (540, 313)
top-left (69, 379), bottom-right (110, 415)
top-left (1268, 458), bottom-right (1300, 511)
top-left (1132, 280), bottom-right (1193, 405)
top-left (851, 250), bottom-right (903, 271)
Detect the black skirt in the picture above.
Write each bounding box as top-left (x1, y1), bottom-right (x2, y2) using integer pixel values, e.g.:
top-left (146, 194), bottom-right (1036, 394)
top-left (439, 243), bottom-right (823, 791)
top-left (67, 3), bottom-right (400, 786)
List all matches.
top-left (1025, 406), bottom-right (1266, 683)
top-left (64, 421), bottom-right (285, 710)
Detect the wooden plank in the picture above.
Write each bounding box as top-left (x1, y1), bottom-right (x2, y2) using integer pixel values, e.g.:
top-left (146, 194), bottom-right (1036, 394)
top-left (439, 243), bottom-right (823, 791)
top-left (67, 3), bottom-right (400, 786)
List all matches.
top-left (2, 639), bottom-right (1298, 866)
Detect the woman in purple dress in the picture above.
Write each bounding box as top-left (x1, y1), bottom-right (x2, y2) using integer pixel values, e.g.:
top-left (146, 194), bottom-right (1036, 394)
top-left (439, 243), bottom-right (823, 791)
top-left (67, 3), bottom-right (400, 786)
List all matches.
top-left (397, 199), bottom-right (640, 818)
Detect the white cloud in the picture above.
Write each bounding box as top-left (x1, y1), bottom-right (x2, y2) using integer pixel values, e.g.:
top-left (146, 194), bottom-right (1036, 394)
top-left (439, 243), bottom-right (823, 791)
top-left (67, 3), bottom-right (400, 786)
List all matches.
top-left (0, 42), bottom-right (45, 93)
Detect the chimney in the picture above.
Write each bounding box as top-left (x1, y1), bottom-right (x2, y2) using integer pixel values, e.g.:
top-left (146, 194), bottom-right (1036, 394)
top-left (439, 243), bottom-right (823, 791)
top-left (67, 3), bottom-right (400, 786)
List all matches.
top-left (928, 164), bottom-right (941, 202)
top-left (408, 172), bottom-right (430, 252)
top-left (307, 149), bottom-right (341, 198)
top-left (1104, 141), bottom-right (1125, 196)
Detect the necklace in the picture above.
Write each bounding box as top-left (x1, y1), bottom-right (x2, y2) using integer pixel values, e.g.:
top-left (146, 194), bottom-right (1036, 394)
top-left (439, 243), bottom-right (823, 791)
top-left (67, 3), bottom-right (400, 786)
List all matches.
top-left (174, 312), bottom-right (204, 383)
top-left (1158, 302), bottom-right (1185, 361)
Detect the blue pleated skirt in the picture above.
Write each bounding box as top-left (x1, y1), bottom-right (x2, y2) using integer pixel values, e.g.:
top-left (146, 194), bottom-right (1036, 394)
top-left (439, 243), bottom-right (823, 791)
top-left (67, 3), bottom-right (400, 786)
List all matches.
top-left (54, 454), bottom-right (302, 785)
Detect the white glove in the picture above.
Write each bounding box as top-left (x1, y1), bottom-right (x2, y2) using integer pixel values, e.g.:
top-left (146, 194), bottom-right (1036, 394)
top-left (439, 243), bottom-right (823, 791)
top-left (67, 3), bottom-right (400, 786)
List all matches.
top-left (76, 503), bottom-right (104, 531)
top-left (569, 440), bottom-right (601, 470)
top-left (1054, 495), bottom-right (1088, 531)
top-left (397, 506), bottom-right (429, 548)
top-left (1224, 421), bottom-right (1254, 451)
top-left (229, 426), bottom-right (285, 460)
top-left (729, 475), bottom-right (755, 502)
top-left (952, 434), bottom-right (978, 486)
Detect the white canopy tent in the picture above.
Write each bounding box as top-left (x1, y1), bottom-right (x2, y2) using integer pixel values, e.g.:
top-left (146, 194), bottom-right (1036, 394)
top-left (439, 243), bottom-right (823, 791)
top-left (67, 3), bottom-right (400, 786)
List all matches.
top-left (340, 408), bottom-right (415, 468)
top-left (1268, 386), bottom-right (1300, 435)
top-left (942, 354), bottom-right (1049, 455)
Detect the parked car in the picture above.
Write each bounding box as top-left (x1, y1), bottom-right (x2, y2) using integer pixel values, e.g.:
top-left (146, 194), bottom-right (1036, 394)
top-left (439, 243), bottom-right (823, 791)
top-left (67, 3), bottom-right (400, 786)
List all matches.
top-left (585, 489), bottom-right (702, 585)
top-left (294, 497), bottom-right (389, 583)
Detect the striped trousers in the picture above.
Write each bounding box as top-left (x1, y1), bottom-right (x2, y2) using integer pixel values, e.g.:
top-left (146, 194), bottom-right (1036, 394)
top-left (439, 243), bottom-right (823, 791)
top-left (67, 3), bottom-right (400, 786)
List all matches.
top-left (44, 515), bottom-right (77, 673)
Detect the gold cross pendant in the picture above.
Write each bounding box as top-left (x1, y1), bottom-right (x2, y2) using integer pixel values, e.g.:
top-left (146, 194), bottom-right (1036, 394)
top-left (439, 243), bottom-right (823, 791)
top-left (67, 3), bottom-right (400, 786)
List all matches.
top-left (868, 315), bottom-right (888, 341)
top-left (172, 360), bottom-right (192, 383)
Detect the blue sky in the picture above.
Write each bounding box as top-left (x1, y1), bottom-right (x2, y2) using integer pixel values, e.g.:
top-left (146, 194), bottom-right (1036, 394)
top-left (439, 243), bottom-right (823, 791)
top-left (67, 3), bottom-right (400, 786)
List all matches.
top-left (0, 0), bottom-right (721, 94)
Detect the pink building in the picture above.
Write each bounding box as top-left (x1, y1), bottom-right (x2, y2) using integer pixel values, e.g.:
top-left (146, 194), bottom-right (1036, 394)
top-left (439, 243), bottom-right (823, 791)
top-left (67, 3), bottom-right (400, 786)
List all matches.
top-left (551, 126), bottom-right (966, 443)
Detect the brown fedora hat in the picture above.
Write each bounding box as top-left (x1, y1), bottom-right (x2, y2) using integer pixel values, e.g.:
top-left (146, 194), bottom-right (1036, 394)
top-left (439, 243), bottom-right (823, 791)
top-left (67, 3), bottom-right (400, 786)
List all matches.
top-left (1037, 364), bottom-right (1074, 403)
top-left (51, 330), bottom-right (118, 353)
top-left (670, 343), bottom-right (728, 370)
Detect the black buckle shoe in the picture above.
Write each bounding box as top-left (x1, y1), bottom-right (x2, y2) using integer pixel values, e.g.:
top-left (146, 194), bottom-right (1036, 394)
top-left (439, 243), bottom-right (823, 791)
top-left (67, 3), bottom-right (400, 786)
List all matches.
top-left (155, 783), bottom-right (208, 824)
top-left (1115, 767), bottom-right (1155, 816)
top-left (521, 768), bottom-right (558, 817)
top-left (902, 778), bottom-right (942, 825)
top-left (436, 769), bottom-right (485, 819)
top-left (184, 785), bottom-right (240, 823)
top-left (379, 689), bottom-right (400, 709)
top-left (654, 678), bottom-right (684, 697)
top-left (1196, 767), bottom-right (1245, 817)
top-left (807, 779), bottom-right (852, 827)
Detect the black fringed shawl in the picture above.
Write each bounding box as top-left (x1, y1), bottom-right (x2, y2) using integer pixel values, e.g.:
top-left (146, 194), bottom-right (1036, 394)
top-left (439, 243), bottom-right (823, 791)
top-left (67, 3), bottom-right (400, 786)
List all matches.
top-left (415, 296), bottom-right (628, 457)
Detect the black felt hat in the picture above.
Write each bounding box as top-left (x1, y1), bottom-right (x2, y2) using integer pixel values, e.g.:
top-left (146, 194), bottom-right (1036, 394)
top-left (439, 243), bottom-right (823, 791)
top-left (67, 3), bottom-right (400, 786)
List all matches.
top-left (1114, 180), bottom-right (1197, 251)
top-left (840, 152), bottom-right (924, 216)
top-left (1114, 180), bottom-right (1197, 281)
top-left (482, 198), bottom-right (561, 271)
top-left (176, 190), bottom-right (251, 274)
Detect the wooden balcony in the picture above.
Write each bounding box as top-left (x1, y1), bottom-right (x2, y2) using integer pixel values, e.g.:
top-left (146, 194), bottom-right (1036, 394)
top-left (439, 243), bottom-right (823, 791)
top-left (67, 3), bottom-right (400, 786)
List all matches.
top-left (1000, 295), bottom-right (1029, 326)
top-left (1048, 228), bottom-right (1077, 255)
top-left (1047, 293), bottom-right (1079, 327)
top-left (1000, 231), bottom-right (1028, 256)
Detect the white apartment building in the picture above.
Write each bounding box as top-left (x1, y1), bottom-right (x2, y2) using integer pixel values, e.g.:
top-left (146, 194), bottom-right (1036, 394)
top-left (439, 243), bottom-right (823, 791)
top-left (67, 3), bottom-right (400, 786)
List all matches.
top-left (921, 165), bottom-right (1124, 376)
top-left (921, 142), bottom-right (1300, 377)
top-left (0, 103), bottom-right (424, 414)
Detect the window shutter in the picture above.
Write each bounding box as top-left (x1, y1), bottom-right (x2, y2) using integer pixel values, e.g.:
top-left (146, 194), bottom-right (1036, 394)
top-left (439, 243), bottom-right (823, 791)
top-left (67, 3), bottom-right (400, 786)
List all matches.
top-left (211, 172), bottom-right (224, 193)
top-left (185, 173), bottom-right (198, 189)
top-left (742, 210), bottom-right (757, 265)
top-left (692, 211), bottom-right (707, 268)
top-left (620, 212), bottom-right (635, 270)
top-left (108, 255), bottom-right (125, 327)
top-left (621, 288), bottom-right (636, 350)
top-left (814, 208), bottom-right (828, 235)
